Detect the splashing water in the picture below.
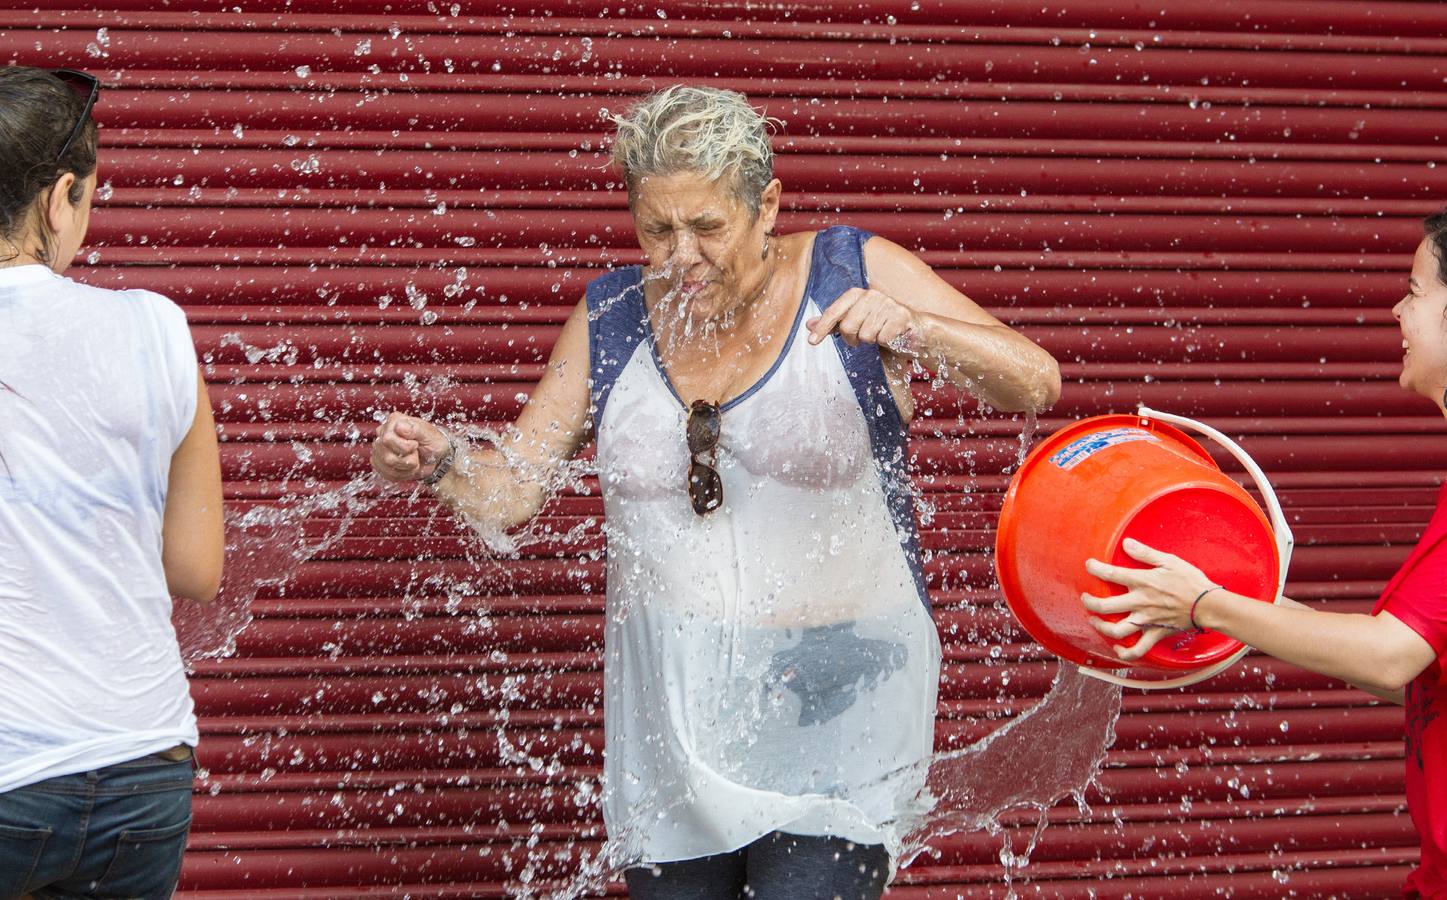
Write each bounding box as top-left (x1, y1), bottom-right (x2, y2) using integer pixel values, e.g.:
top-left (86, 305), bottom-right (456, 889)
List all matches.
top-left (584, 260), bottom-right (678, 325)
top-left (895, 665), bottom-right (1121, 877)
top-left (1009, 408), bottom-right (1038, 474)
top-left (587, 260), bottom-right (776, 362)
top-left (172, 475), bottom-right (378, 663)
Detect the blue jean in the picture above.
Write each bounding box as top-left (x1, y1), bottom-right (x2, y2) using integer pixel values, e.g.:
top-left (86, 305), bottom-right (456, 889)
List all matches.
top-left (0, 752), bottom-right (194, 900)
top-left (625, 831), bottom-right (889, 900)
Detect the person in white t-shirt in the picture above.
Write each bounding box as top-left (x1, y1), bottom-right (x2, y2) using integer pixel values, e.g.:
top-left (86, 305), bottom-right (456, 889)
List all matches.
top-left (0, 66), bottom-right (224, 900)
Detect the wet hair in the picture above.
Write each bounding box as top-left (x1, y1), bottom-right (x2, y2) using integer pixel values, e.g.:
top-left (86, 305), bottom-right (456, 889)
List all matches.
top-left (608, 85), bottom-right (777, 217)
top-left (1425, 208), bottom-right (1447, 288)
top-left (0, 66), bottom-right (98, 264)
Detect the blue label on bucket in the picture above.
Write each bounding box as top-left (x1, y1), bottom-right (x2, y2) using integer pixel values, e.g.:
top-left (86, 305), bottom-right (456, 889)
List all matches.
top-left (1049, 428), bottom-right (1160, 471)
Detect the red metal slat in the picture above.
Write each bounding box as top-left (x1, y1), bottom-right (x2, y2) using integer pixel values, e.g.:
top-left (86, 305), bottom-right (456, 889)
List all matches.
top-left (6, 0), bottom-right (1447, 38)
top-left (82, 207), bottom-right (1430, 253)
top-left (9, 26), bottom-right (1447, 91)
top-left (189, 322), bottom-right (1407, 368)
top-left (79, 265), bottom-right (1416, 311)
top-left (7, 88), bottom-right (1435, 144)
top-left (80, 148), bottom-right (1447, 197)
top-left (84, 126), bottom-right (1447, 161)
top-left (202, 380), bottom-right (1431, 426)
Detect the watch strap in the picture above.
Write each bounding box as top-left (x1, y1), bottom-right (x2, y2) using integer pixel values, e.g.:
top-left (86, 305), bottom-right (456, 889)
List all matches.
top-left (420, 429), bottom-right (458, 487)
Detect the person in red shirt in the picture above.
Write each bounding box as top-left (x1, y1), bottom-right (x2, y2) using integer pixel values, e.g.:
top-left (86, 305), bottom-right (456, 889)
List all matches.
top-left (1083, 208), bottom-right (1447, 898)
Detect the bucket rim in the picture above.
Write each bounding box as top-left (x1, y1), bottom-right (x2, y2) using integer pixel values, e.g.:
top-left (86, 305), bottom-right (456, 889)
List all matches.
top-left (996, 412), bottom-right (1214, 561)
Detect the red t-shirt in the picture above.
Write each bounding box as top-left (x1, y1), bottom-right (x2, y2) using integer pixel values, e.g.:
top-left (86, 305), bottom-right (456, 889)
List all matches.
top-left (1375, 482), bottom-right (1447, 898)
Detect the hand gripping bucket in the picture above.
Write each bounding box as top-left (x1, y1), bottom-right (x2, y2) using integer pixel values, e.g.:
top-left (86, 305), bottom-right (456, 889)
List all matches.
top-left (995, 407), bottom-right (1294, 690)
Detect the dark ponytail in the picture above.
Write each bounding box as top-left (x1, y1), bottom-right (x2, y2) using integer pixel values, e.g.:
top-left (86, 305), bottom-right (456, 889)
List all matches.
top-left (0, 66), bottom-right (98, 264)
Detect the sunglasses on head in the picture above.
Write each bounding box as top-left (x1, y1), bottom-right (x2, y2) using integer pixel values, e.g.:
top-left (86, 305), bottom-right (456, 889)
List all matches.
top-left (686, 399), bottom-right (723, 515)
top-left (50, 69), bottom-right (99, 163)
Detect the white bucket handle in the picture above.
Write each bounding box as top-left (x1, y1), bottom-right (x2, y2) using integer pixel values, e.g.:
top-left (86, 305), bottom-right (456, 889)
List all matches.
top-left (1075, 406), bottom-right (1295, 691)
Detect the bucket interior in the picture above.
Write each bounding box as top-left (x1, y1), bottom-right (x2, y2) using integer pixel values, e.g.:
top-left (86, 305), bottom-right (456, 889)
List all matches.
top-left (1107, 485), bottom-right (1280, 670)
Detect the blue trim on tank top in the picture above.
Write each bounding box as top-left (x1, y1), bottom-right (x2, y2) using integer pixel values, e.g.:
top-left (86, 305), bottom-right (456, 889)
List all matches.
top-left (811, 225), bottom-right (932, 613)
top-left (585, 267), bottom-right (650, 430)
top-left (642, 234), bottom-right (820, 413)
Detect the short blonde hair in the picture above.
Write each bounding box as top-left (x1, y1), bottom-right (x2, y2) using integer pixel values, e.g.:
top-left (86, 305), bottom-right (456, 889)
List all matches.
top-left (608, 85), bottom-right (777, 216)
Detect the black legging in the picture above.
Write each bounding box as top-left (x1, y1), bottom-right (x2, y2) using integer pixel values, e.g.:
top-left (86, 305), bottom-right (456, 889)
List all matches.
top-left (624, 831), bottom-right (890, 900)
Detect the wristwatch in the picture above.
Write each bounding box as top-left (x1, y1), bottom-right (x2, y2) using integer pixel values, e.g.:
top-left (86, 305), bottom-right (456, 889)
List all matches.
top-left (420, 429), bottom-right (459, 487)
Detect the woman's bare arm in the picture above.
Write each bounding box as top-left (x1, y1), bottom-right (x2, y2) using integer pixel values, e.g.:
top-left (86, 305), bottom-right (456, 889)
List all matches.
top-left (1084, 539), bottom-right (1433, 701)
top-left (864, 236), bottom-right (1061, 412)
top-left (162, 369), bottom-right (225, 602)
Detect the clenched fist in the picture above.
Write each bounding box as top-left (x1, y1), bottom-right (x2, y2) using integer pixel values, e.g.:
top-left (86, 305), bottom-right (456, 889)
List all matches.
top-left (371, 412), bottom-right (452, 484)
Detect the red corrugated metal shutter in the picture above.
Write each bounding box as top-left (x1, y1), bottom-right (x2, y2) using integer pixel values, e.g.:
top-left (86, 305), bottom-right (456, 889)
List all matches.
top-left (4, 1), bottom-right (1446, 896)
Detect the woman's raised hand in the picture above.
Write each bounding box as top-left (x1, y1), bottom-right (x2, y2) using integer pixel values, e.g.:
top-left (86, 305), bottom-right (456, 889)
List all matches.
top-left (807, 287), bottom-right (921, 350)
top-left (1080, 538), bottom-right (1219, 660)
top-left (371, 412), bottom-right (452, 484)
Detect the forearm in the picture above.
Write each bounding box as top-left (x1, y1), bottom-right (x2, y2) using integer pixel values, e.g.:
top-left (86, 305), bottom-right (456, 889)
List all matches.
top-left (432, 442), bottom-right (546, 537)
top-left (911, 311), bottom-right (1061, 412)
top-left (1198, 591), bottom-right (1413, 693)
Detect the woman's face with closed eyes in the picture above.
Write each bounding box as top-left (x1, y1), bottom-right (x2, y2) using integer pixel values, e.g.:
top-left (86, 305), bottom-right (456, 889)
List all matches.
top-left (630, 170), bottom-right (780, 323)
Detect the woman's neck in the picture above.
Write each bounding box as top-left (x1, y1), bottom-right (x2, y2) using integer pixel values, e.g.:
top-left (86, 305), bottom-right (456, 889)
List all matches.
top-left (715, 252), bottom-right (781, 334)
top-left (0, 241), bottom-right (46, 270)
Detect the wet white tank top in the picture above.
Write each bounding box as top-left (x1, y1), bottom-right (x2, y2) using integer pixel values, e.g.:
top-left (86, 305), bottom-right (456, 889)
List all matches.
top-left (0, 265), bottom-right (199, 792)
top-left (587, 226), bottom-right (941, 863)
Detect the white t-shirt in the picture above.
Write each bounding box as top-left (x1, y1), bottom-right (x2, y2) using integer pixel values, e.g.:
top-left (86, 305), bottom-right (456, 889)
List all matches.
top-left (0, 264), bottom-right (200, 792)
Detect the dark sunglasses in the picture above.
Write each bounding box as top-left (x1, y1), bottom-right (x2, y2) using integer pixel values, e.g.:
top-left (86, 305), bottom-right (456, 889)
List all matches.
top-left (686, 399), bottom-right (723, 515)
top-left (50, 69), bottom-right (100, 163)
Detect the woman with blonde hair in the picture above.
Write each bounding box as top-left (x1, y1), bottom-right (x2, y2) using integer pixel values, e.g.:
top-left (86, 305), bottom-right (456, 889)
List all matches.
top-left (371, 85), bottom-right (1060, 898)
top-left (0, 66), bottom-right (224, 900)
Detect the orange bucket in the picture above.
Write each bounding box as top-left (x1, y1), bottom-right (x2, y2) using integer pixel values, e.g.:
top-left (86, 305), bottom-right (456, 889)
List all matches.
top-left (995, 407), bottom-right (1293, 689)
